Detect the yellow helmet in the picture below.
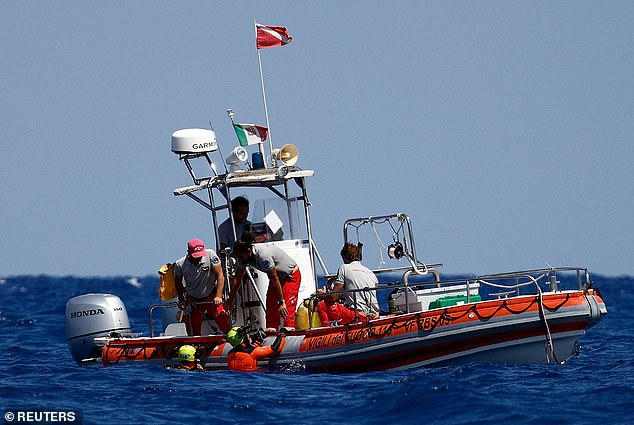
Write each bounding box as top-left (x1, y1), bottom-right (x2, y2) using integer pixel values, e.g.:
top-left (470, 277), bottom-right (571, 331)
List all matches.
top-left (226, 326), bottom-right (245, 346)
top-left (178, 345), bottom-right (197, 363)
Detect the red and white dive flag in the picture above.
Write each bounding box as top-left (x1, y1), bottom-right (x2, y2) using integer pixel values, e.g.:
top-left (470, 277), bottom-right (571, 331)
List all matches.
top-left (256, 23), bottom-right (292, 49)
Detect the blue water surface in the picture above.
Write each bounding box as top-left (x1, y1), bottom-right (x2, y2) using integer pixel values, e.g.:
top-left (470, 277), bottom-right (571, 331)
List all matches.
top-left (0, 274), bottom-right (632, 425)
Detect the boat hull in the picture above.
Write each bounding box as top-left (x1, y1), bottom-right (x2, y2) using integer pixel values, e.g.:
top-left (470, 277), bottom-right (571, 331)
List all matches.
top-left (97, 289), bottom-right (606, 371)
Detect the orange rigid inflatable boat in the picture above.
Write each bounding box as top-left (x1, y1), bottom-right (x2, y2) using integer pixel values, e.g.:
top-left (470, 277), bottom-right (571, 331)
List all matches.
top-left (66, 131), bottom-right (607, 372)
top-left (94, 286), bottom-right (605, 371)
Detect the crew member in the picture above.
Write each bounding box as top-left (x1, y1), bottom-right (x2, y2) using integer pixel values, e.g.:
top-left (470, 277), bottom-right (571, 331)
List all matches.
top-left (227, 232), bottom-right (301, 330)
top-left (174, 238), bottom-right (231, 335)
top-left (174, 345), bottom-right (204, 371)
top-left (226, 326), bottom-right (286, 372)
top-left (218, 196), bottom-right (251, 250)
top-left (317, 243), bottom-right (379, 326)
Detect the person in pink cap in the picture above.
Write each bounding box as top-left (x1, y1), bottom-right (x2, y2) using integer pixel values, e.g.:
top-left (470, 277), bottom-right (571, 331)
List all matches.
top-left (173, 238), bottom-right (230, 335)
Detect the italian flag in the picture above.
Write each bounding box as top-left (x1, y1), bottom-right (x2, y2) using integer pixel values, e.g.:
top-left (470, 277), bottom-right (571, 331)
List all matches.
top-left (256, 23), bottom-right (292, 49)
top-left (233, 123), bottom-right (268, 146)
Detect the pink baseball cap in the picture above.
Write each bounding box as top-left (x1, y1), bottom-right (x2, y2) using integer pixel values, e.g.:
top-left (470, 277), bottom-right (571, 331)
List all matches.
top-left (187, 238), bottom-right (206, 258)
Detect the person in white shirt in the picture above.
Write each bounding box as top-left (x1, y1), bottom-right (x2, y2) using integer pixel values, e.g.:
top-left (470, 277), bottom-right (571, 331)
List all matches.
top-left (317, 243), bottom-right (379, 326)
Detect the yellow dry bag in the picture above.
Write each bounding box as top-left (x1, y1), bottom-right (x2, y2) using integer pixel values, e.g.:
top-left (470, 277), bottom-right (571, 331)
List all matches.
top-left (158, 263), bottom-right (177, 301)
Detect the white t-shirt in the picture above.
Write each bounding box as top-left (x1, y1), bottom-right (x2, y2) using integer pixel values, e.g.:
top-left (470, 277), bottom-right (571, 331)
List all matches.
top-left (332, 261), bottom-right (379, 315)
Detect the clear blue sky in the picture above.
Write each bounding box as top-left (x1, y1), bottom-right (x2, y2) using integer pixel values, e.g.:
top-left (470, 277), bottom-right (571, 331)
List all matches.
top-left (2, 1), bottom-right (633, 277)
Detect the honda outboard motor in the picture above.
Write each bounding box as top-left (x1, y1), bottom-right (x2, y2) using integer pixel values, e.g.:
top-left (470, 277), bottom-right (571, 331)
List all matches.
top-left (66, 294), bottom-right (131, 365)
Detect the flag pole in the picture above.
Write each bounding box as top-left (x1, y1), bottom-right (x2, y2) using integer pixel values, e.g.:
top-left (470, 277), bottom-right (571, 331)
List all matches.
top-left (255, 19), bottom-right (273, 167)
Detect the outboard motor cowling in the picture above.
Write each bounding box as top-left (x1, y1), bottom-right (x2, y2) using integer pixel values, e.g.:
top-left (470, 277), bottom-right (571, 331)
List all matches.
top-left (66, 293), bottom-right (131, 365)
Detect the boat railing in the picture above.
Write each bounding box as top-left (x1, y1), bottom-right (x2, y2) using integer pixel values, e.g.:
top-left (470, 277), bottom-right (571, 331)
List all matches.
top-left (148, 302), bottom-right (176, 337)
top-left (148, 266), bottom-right (590, 334)
top-left (148, 300), bottom-right (226, 338)
top-left (394, 266), bottom-right (589, 294)
top-left (322, 263), bottom-right (443, 283)
top-left (301, 265), bottom-right (591, 328)
top-left (472, 266), bottom-right (590, 294)
top-left (475, 266), bottom-right (589, 284)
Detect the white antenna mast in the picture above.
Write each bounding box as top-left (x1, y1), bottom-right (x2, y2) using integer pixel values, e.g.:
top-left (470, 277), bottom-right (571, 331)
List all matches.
top-left (255, 18), bottom-right (273, 166)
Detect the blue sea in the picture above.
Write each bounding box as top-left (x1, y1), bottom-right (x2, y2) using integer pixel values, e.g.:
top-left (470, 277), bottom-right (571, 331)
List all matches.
top-left (1, 274), bottom-right (632, 425)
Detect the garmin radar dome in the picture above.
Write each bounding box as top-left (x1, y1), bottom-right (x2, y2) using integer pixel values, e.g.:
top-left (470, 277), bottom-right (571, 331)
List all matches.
top-left (66, 294), bottom-right (131, 365)
top-left (171, 128), bottom-right (218, 154)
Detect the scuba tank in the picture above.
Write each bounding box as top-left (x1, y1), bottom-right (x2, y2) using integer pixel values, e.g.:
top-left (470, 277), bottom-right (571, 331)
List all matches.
top-left (295, 298), bottom-right (322, 330)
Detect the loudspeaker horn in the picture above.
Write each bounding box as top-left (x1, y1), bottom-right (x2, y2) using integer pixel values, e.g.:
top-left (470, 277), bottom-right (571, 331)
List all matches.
top-left (272, 144), bottom-right (299, 166)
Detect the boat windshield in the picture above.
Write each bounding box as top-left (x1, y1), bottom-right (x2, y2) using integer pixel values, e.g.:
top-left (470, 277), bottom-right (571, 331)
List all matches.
top-left (248, 197), bottom-right (304, 242)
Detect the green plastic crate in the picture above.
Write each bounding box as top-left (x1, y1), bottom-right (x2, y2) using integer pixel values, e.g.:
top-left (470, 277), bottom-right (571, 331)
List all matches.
top-left (428, 294), bottom-right (481, 309)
